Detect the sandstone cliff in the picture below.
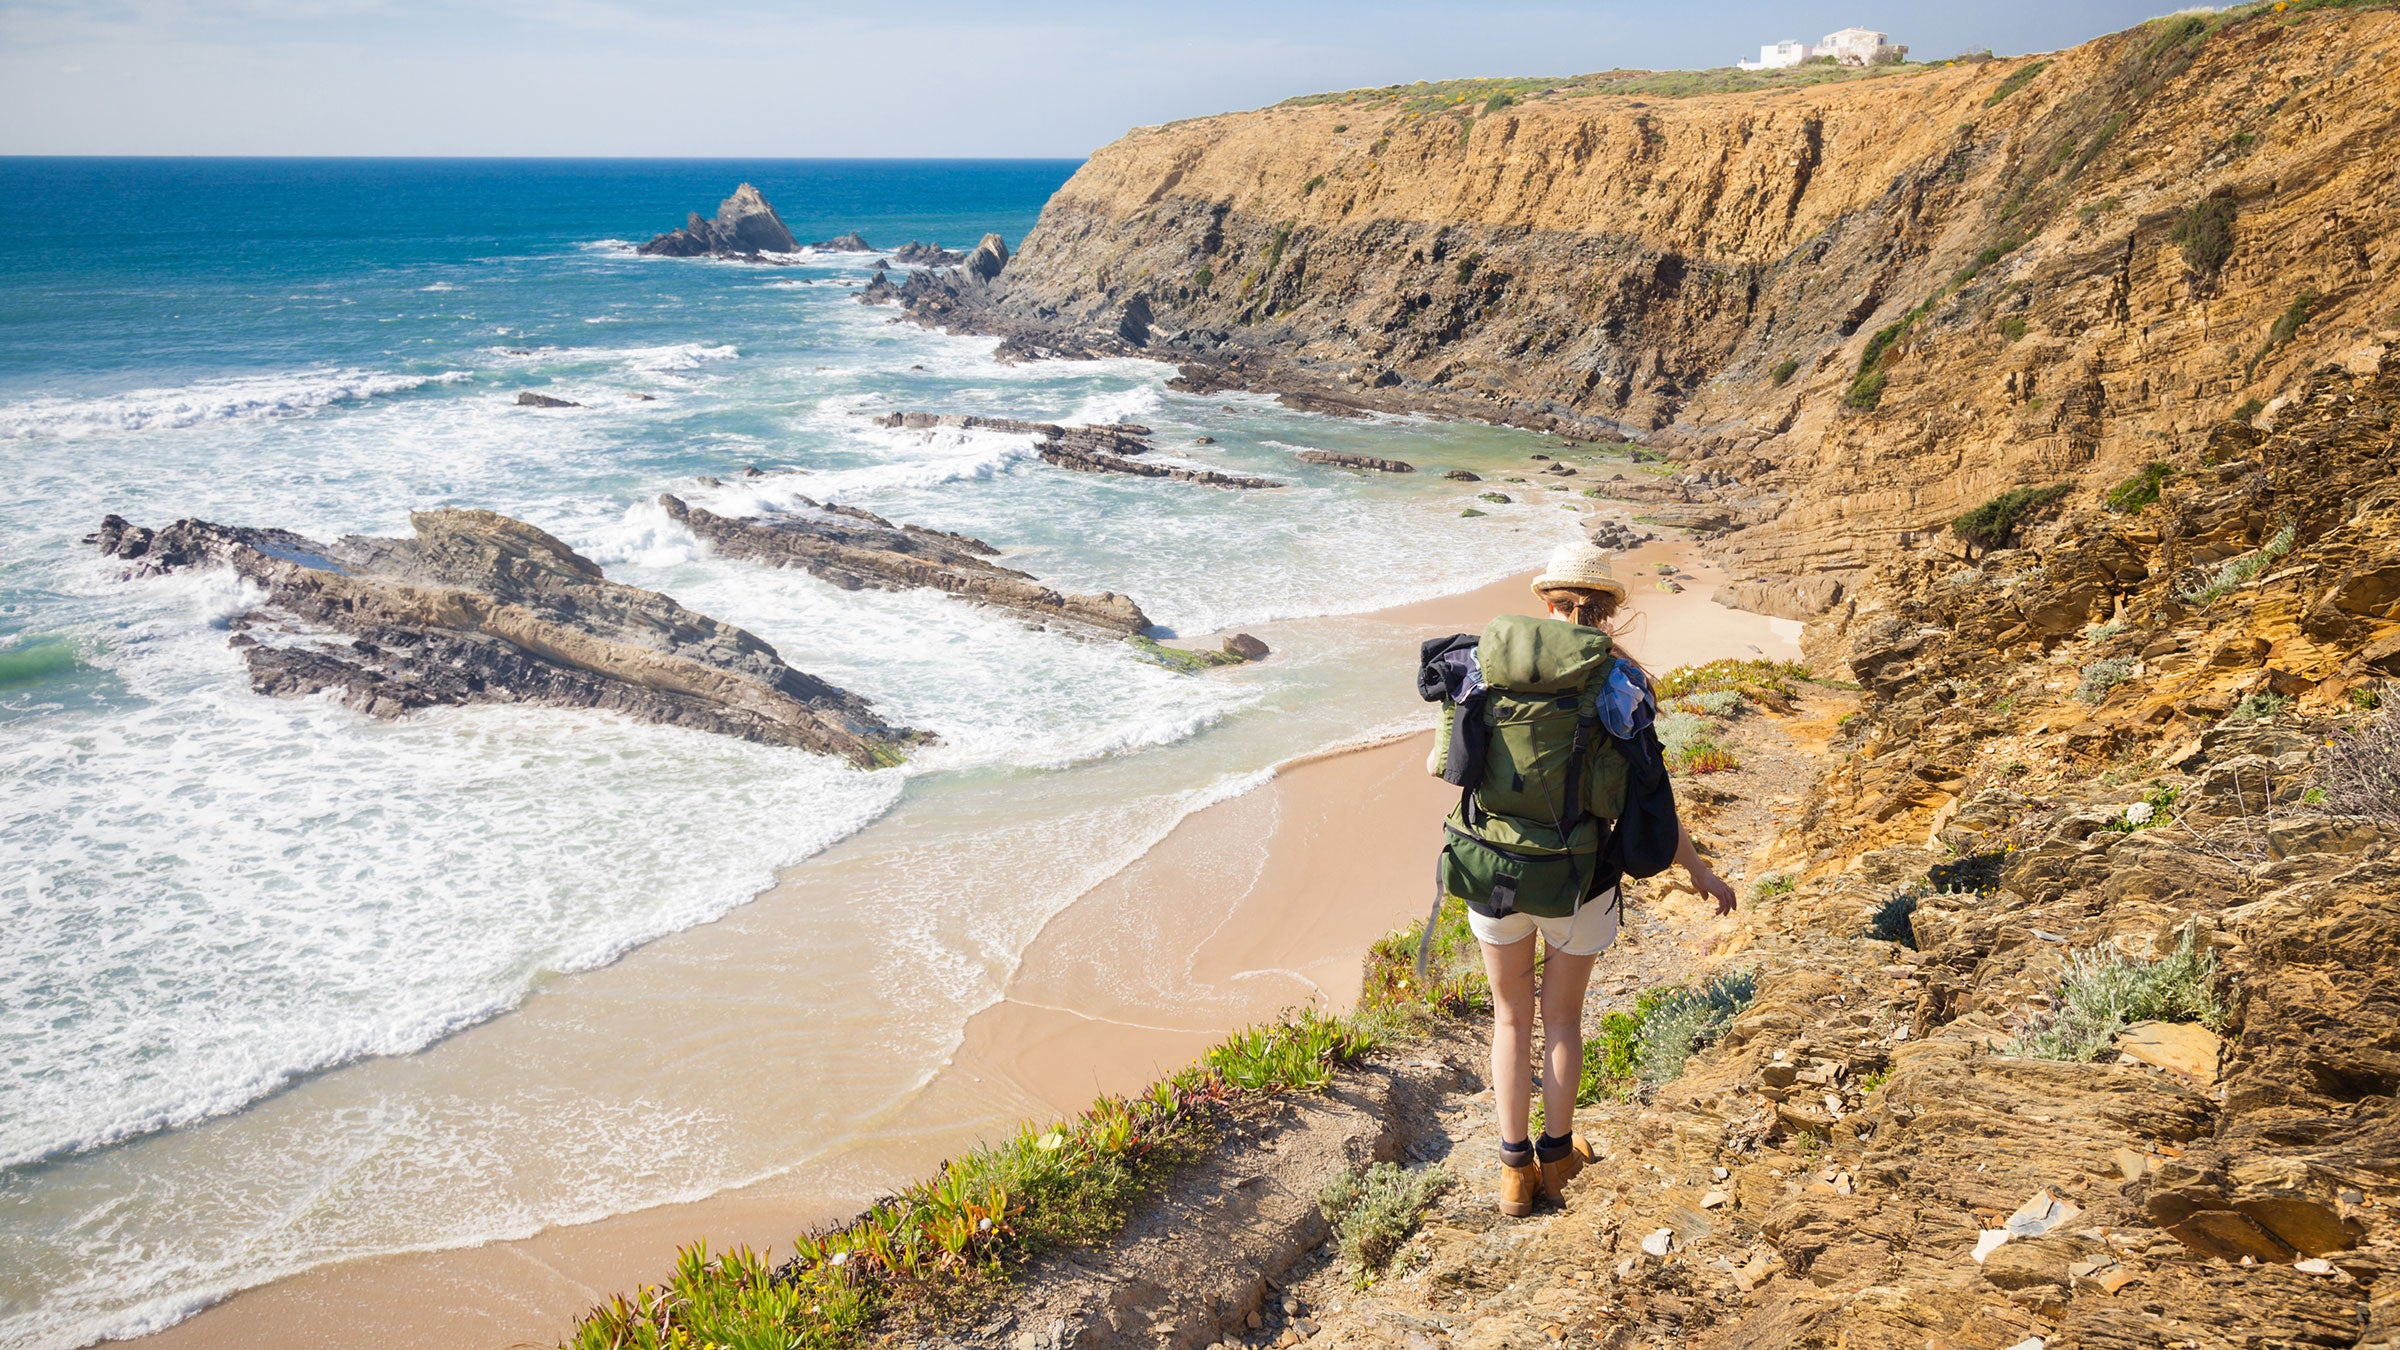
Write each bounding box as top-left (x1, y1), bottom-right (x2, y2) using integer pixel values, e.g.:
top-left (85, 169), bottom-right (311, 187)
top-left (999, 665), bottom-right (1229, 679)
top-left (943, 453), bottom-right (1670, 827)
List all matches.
top-left (914, 5), bottom-right (2400, 614)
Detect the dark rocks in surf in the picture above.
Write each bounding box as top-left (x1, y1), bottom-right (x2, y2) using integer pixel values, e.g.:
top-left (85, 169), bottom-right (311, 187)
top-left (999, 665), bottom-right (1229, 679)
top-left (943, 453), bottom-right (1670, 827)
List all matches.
top-left (515, 391), bottom-right (581, 408)
top-left (869, 411), bottom-right (1280, 490)
top-left (887, 242), bottom-right (967, 267)
top-left (1443, 469), bottom-right (1481, 481)
top-left (1296, 450), bottom-right (1414, 473)
top-left (811, 231), bottom-right (875, 252)
top-left (637, 183), bottom-right (801, 260)
top-left (88, 510), bottom-right (919, 765)
top-left (658, 493), bottom-right (1150, 636)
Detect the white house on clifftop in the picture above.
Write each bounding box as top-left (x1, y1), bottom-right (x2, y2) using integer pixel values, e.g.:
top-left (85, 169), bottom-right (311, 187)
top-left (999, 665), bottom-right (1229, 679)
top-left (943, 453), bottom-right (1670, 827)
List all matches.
top-left (1819, 27), bottom-right (1908, 65)
top-left (1737, 26), bottom-right (1908, 70)
top-left (1739, 39), bottom-right (1814, 71)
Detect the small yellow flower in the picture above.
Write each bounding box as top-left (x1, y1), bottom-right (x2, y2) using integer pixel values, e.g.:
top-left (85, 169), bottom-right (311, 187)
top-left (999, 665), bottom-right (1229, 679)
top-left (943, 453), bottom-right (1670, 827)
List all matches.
top-left (1036, 1131), bottom-right (1065, 1151)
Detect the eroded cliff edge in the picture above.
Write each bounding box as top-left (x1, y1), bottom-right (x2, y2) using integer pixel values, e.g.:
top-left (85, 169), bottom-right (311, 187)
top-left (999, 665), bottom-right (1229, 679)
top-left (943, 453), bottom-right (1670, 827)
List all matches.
top-left (903, 7), bottom-right (2400, 613)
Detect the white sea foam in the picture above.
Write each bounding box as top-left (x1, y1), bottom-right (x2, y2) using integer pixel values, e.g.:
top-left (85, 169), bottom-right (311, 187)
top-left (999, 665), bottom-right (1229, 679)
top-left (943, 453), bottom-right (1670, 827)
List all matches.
top-left (1, 213), bottom-right (1585, 1350)
top-left (0, 369), bottom-right (472, 440)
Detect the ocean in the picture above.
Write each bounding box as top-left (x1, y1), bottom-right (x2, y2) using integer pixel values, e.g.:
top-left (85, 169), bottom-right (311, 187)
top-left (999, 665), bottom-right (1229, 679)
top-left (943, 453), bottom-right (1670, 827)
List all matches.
top-left (0, 158), bottom-right (1583, 1347)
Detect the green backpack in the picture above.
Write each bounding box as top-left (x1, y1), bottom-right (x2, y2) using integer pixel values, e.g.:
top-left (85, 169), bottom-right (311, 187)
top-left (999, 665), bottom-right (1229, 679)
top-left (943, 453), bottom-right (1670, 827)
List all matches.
top-left (1431, 615), bottom-right (1631, 921)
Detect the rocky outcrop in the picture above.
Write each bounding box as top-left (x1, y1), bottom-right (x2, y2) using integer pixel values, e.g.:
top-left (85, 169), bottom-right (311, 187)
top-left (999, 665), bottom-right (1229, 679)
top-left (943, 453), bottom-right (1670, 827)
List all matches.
top-left (637, 184), bottom-right (800, 259)
top-left (811, 231), bottom-right (874, 252)
top-left (870, 411), bottom-right (1282, 490)
top-left (515, 392), bottom-right (580, 409)
top-left (656, 494), bottom-right (1150, 636)
top-left (1037, 441), bottom-right (1279, 490)
top-left (887, 242), bottom-right (966, 267)
top-left (1716, 572), bottom-right (1845, 620)
top-left (89, 509), bottom-right (917, 765)
top-left (963, 232), bottom-right (1009, 284)
top-left (886, 8), bottom-right (2400, 600)
top-left (1294, 450), bottom-right (1412, 473)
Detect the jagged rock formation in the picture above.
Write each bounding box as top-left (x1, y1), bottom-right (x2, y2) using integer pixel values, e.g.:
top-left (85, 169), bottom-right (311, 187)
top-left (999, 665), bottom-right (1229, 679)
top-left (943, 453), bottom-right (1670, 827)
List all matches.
top-left (886, 7), bottom-right (2400, 611)
top-left (1294, 450), bottom-right (1412, 473)
top-left (515, 392), bottom-right (579, 409)
top-left (637, 184), bottom-right (800, 259)
top-left (812, 231), bottom-right (874, 252)
top-left (964, 232), bottom-right (1010, 283)
top-left (656, 494), bottom-right (1150, 636)
top-left (89, 509), bottom-right (917, 765)
top-left (1036, 441), bottom-right (1279, 490)
top-left (888, 242), bottom-right (966, 266)
top-left (870, 411), bottom-right (1282, 489)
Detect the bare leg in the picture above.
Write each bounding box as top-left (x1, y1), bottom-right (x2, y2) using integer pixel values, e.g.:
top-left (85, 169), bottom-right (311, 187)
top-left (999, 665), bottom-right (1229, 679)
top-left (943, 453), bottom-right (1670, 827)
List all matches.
top-left (1480, 935), bottom-right (1539, 1143)
top-left (1537, 945), bottom-right (1597, 1138)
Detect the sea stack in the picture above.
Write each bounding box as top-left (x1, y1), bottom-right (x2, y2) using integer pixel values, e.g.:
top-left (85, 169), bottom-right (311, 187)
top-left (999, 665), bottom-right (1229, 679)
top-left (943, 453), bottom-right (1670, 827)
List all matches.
top-left (637, 184), bottom-right (801, 260)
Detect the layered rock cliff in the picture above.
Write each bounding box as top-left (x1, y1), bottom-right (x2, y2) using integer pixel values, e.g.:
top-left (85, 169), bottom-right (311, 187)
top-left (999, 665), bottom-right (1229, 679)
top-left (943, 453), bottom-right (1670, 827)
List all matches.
top-left (910, 5), bottom-right (2400, 614)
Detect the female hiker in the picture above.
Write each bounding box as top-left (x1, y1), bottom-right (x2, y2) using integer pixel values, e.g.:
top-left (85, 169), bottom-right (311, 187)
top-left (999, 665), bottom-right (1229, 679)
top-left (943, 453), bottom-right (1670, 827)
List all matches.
top-left (1418, 539), bottom-right (1736, 1216)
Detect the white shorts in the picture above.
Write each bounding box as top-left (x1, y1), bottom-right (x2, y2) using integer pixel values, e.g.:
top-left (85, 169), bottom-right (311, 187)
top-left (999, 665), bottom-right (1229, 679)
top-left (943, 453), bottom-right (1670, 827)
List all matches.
top-left (1466, 888), bottom-right (1622, 956)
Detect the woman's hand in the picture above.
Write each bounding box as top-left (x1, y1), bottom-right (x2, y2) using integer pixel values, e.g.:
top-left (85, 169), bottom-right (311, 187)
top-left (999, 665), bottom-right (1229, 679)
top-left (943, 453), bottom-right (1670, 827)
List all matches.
top-left (1670, 823), bottom-right (1737, 915)
top-left (1689, 863), bottom-right (1737, 916)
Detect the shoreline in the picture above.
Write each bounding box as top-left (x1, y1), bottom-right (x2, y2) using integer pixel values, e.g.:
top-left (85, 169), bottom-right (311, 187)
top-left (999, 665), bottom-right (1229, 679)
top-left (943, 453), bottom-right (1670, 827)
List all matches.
top-left (124, 539), bottom-right (1798, 1350)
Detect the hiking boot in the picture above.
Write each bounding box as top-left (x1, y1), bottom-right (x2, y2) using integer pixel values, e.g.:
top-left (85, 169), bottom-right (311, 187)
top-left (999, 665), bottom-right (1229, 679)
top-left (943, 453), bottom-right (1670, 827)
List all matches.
top-left (1499, 1158), bottom-right (1541, 1217)
top-left (1538, 1134), bottom-right (1593, 1202)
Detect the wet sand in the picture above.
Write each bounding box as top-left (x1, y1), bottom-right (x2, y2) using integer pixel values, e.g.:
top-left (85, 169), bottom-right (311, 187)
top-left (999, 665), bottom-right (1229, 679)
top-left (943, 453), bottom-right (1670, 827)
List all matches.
top-left (128, 541), bottom-right (1800, 1350)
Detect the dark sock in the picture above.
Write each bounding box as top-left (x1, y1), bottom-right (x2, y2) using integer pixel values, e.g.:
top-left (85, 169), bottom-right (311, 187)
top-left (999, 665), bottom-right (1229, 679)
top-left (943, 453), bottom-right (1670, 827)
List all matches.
top-left (1499, 1138), bottom-right (1532, 1166)
top-left (1535, 1131), bottom-right (1574, 1162)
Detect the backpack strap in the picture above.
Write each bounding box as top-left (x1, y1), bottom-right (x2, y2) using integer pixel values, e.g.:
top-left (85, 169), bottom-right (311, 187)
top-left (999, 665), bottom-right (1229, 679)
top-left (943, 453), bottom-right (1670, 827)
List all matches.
top-left (1554, 682), bottom-right (1603, 833)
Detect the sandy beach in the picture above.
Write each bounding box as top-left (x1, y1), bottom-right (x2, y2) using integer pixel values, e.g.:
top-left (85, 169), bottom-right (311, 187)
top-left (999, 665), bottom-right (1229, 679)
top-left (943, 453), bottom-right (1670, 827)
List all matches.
top-left (129, 539), bottom-right (1799, 1350)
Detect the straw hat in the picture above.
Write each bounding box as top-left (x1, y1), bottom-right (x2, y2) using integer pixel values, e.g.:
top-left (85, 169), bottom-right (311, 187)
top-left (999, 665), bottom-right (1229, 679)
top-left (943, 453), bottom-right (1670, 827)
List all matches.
top-left (1530, 539), bottom-right (1628, 604)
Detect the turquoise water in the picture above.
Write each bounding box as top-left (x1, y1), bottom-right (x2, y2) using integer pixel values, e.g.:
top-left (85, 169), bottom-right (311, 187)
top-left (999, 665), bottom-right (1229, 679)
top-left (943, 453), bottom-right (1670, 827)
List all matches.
top-left (0, 159), bottom-right (1582, 1346)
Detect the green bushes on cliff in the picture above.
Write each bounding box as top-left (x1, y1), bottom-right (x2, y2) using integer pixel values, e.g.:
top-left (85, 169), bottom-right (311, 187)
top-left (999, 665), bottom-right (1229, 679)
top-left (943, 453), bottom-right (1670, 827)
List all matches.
top-left (2105, 461), bottom-right (2174, 512)
top-left (2015, 926), bottom-right (2225, 1062)
top-left (1769, 357), bottom-right (1799, 386)
top-left (1982, 59), bottom-right (2049, 106)
top-left (1950, 483), bottom-right (2072, 554)
top-left (2170, 195), bottom-right (2237, 276)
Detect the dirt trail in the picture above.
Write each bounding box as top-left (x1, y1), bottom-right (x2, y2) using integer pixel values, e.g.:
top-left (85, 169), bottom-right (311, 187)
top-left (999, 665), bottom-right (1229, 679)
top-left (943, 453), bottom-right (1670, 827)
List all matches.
top-left (950, 683), bottom-right (1853, 1350)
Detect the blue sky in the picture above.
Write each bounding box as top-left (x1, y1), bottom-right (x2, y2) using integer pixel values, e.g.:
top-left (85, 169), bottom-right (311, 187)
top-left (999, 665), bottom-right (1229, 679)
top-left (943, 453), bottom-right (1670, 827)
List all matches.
top-left (2, 1), bottom-right (2191, 156)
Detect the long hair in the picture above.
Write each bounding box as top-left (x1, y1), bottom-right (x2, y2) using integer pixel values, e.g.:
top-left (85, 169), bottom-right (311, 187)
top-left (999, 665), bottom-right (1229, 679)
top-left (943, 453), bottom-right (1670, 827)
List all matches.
top-left (1544, 586), bottom-right (1644, 673)
top-left (1545, 585), bottom-right (1620, 630)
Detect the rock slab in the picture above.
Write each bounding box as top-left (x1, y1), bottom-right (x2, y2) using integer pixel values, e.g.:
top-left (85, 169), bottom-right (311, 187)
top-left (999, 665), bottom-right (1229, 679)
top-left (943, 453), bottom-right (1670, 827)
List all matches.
top-left (91, 510), bottom-right (917, 765)
top-left (658, 493), bottom-right (1150, 636)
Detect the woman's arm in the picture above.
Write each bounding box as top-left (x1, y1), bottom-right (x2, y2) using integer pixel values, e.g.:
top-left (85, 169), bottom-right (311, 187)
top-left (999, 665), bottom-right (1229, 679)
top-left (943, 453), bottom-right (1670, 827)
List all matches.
top-left (1674, 822), bottom-right (1738, 915)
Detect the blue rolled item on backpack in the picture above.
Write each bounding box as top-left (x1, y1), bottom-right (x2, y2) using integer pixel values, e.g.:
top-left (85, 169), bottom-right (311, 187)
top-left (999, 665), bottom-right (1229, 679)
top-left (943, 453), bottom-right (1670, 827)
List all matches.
top-left (1597, 659), bottom-right (1656, 738)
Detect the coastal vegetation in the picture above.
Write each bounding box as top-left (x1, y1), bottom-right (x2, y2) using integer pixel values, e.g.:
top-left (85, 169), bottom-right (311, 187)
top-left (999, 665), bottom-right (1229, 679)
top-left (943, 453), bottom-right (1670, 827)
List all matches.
top-left (2013, 926), bottom-right (2226, 1062)
top-left (1981, 58), bottom-right (2049, 106)
top-left (1270, 58), bottom-right (1928, 117)
top-left (2170, 195), bottom-right (2238, 277)
top-left (1950, 483), bottom-right (2073, 555)
top-left (1317, 1162), bottom-right (1452, 1287)
top-left (2176, 523), bottom-right (2297, 605)
top-left (2104, 461), bottom-right (2174, 512)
